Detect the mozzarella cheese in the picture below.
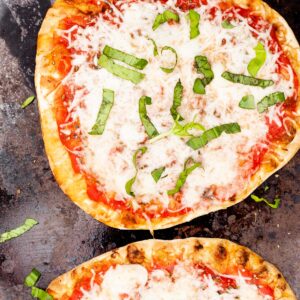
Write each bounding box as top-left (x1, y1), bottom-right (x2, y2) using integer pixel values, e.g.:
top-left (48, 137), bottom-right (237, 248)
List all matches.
top-left (80, 263), bottom-right (272, 300)
top-left (58, 0), bottom-right (295, 210)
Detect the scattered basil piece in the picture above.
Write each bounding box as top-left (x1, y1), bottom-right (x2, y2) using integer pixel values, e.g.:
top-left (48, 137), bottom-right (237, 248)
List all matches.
top-left (239, 95), bottom-right (255, 110)
top-left (0, 218), bottom-right (38, 243)
top-left (24, 268), bottom-right (41, 287)
top-left (193, 55), bottom-right (214, 94)
top-left (103, 45), bottom-right (148, 70)
top-left (264, 185), bottom-right (270, 192)
top-left (168, 158), bottom-right (201, 195)
top-left (221, 20), bottom-right (235, 29)
top-left (188, 10), bottom-right (200, 39)
top-left (247, 42), bottom-right (267, 77)
top-left (170, 80), bottom-right (184, 121)
top-left (222, 71), bottom-right (274, 88)
top-left (125, 147), bottom-right (147, 197)
top-left (21, 96), bottom-right (35, 109)
top-left (151, 167), bottom-right (166, 182)
top-left (187, 123), bottom-right (241, 150)
top-left (98, 54), bottom-right (145, 84)
top-left (31, 287), bottom-right (53, 300)
top-left (152, 10), bottom-right (180, 31)
top-left (89, 89), bottom-right (114, 135)
top-left (147, 37), bottom-right (158, 56)
top-left (251, 195), bottom-right (280, 209)
top-left (257, 92), bottom-right (285, 113)
top-left (139, 96), bottom-right (159, 138)
top-left (160, 46), bottom-right (178, 73)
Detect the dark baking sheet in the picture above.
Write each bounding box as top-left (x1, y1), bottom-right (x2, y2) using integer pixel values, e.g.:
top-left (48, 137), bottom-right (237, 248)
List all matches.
top-left (0, 0), bottom-right (299, 299)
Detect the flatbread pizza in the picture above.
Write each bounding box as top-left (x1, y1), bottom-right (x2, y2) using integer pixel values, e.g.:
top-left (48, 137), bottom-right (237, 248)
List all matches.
top-left (35, 0), bottom-right (300, 229)
top-left (47, 238), bottom-right (296, 299)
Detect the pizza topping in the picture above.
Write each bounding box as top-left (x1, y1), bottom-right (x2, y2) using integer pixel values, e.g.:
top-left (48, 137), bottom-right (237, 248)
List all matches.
top-left (151, 166), bottom-right (166, 182)
top-left (139, 96), bottom-right (159, 138)
top-left (239, 95), bottom-right (255, 110)
top-left (257, 92), bottom-right (285, 113)
top-left (125, 147), bottom-right (148, 197)
top-left (24, 268), bottom-right (41, 287)
top-left (247, 42), bottom-right (267, 77)
top-left (221, 71), bottom-right (274, 88)
top-left (103, 45), bottom-right (148, 70)
top-left (170, 80), bottom-right (184, 121)
top-left (187, 123), bottom-right (241, 150)
top-left (152, 9), bottom-right (180, 31)
top-left (0, 218), bottom-right (38, 243)
top-left (147, 37), bottom-right (159, 56)
top-left (89, 89), bottom-right (114, 135)
top-left (188, 9), bottom-right (200, 39)
top-left (251, 194), bottom-right (280, 208)
top-left (21, 96), bottom-right (35, 109)
top-left (168, 158), bottom-right (201, 195)
top-left (98, 55), bottom-right (145, 84)
top-left (193, 55), bottom-right (214, 94)
top-left (160, 46), bottom-right (178, 73)
top-left (221, 20), bottom-right (235, 29)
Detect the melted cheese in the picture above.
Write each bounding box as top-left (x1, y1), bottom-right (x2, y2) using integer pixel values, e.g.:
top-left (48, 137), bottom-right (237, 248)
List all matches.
top-left (59, 0), bottom-right (295, 210)
top-left (80, 263), bottom-right (272, 300)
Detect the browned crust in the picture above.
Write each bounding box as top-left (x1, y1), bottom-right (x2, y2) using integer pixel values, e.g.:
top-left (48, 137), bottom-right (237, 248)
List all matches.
top-left (35, 0), bottom-right (300, 229)
top-left (46, 238), bottom-right (296, 299)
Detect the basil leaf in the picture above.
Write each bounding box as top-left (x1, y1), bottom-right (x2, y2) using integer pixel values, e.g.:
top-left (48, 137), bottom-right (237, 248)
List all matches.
top-left (139, 96), bottom-right (159, 138)
top-left (168, 158), bottom-right (201, 195)
top-left (152, 10), bottom-right (180, 31)
top-left (193, 55), bottom-right (214, 94)
top-left (251, 195), bottom-right (280, 209)
top-left (21, 96), bottom-right (35, 109)
top-left (239, 95), bottom-right (255, 109)
top-left (160, 46), bottom-right (178, 73)
top-left (247, 42), bottom-right (267, 77)
top-left (187, 123), bottom-right (241, 150)
top-left (0, 218), bottom-right (38, 243)
top-left (221, 20), bottom-right (235, 29)
top-left (103, 45), bottom-right (148, 70)
top-left (125, 147), bottom-right (147, 197)
top-left (151, 167), bottom-right (166, 182)
top-left (89, 89), bottom-right (114, 135)
top-left (170, 80), bottom-right (184, 121)
top-left (188, 10), bottom-right (200, 39)
top-left (257, 92), bottom-right (285, 113)
top-left (98, 54), bottom-right (145, 84)
top-left (222, 71), bottom-right (274, 88)
top-left (147, 38), bottom-right (158, 56)
top-left (24, 268), bottom-right (41, 287)
top-left (31, 287), bottom-right (53, 300)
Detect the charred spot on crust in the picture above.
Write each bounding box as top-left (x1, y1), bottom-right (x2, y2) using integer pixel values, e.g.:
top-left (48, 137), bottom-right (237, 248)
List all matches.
top-left (194, 241), bottom-right (203, 251)
top-left (255, 265), bottom-right (268, 278)
top-left (236, 249), bottom-right (249, 267)
top-left (215, 244), bottom-right (227, 260)
top-left (127, 245), bottom-right (145, 264)
top-left (111, 249), bottom-right (120, 259)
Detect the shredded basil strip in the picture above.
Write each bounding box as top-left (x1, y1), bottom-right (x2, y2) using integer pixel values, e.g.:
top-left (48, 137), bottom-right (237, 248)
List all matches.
top-left (221, 20), bottom-right (235, 29)
top-left (89, 89), bottom-right (114, 135)
top-left (247, 42), bottom-right (267, 77)
top-left (151, 167), bottom-right (166, 182)
top-left (193, 55), bottom-right (214, 94)
top-left (222, 71), bottom-right (274, 88)
top-left (152, 10), bottom-right (180, 31)
top-left (25, 268), bottom-right (41, 287)
top-left (0, 218), bottom-right (38, 243)
top-left (103, 45), bottom-right (148, 70)
top-left (139, 96), bottom-right (159, 138)
top-left (148, 38), bottom-right (158, 56)
top-left (251, 195), bottom-right (280, 209)
top-left (188, 10), bottom-right (200, 39)
top-left (21, 96), bottom-right (35, 109)
top-left (168, 158), bottom-right (201, 195)
top-left (257, 92), bottom-right (285, 113)
top-left (187, 123), bottom-right (241, 150)
top-left (170, 80), bottom-right (184, 121)
top-left (98, 55), bottom-right (145, 84)
top-left (31, 287), bottom-right (53, 300)
top-left (239, 95), bottom-right (255, 109)
top-left (160, 46), bottom-right (178, 73)
top-left (125, 147), bottom-right (147, 197)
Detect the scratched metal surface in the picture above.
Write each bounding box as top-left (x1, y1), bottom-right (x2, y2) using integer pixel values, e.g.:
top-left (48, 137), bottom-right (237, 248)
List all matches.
top-left (0, 0), bottom-right (299, 299)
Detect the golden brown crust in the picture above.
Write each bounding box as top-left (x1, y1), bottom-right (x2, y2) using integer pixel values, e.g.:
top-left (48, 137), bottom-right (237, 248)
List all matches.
top-left (47, 238), bottom-right (296, 299)
top-left (35, 0), bottom-right (300, 229)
